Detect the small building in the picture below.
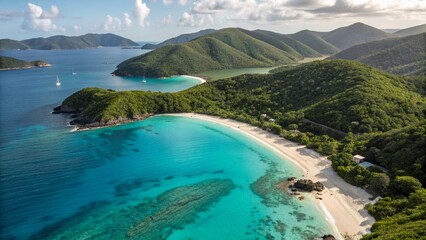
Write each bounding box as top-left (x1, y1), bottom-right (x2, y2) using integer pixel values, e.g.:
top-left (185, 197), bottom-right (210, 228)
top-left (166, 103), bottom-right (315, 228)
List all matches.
top-left (260, 114), bottom-right (267, 118)
top-left (359, 161), bottom-right (388, 172)
top-left (268, 118), bottom-right (276, 122)
top-left (352, 155), bottom-right (365, 164)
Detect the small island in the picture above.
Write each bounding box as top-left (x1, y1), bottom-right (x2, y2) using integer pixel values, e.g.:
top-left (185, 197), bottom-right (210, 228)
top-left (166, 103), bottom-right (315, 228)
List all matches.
top-left (0, 56), bottom-right (50, 71)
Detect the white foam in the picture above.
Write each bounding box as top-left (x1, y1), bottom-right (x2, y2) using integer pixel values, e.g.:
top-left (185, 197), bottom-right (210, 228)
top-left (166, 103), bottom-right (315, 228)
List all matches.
top-left (319, 201), bottom-right (343, 240)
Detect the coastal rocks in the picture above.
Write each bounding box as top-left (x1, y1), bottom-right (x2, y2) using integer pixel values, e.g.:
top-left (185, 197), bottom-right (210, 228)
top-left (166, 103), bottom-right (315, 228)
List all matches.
top-left (294, 179), bottom-right (324, 192)
top-left (52, 105), bottom-right (79, 114)
top-left (52, 103), bottom-right (153, 130)
top-left (322, 234), bottom-right (336, 240)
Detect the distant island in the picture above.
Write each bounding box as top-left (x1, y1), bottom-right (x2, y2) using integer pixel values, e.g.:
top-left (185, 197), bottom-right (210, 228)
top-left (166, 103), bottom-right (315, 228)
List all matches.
top-left (0, 56), bottom-right (50, 70)
top-left (0, 33), bottom-right (139, 50)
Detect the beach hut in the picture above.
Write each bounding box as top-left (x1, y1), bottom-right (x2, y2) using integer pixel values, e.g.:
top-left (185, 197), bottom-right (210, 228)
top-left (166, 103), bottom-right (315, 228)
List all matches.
top-left (352, 155), bottom-right (365, 164)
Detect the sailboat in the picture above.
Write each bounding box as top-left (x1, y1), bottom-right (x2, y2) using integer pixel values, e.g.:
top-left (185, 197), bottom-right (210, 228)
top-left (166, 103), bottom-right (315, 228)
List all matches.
top-left (72, 68), bottom-right (77, 75)
top-left (56, 75), bottom-right (61, 86)
top-left (142, 73), bottom-right (146, 83)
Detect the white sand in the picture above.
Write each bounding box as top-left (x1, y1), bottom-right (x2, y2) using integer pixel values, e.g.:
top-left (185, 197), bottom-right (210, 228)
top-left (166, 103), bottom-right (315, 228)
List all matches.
top-left (180, 75), bottom-right (206, 83)
top-left (164, 113), bottom-right (375, 239)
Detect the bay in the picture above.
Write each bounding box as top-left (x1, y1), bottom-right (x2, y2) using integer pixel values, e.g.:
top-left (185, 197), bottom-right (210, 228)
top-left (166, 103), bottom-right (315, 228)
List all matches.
top-left (0, 48), bottom-right (335, 239)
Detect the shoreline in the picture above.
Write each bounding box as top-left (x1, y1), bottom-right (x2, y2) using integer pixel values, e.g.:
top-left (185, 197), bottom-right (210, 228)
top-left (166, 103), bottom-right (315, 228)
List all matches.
top-left (179, 75), bottom-right (206, 83)
top-left (0, 64), bottom-right (51, 71)
top-left (161, 113), bottom-right (375, 239)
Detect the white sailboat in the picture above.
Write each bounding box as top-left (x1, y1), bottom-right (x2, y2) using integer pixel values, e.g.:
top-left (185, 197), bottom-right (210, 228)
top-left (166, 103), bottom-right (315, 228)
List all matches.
top-left (142, 73), bottom-right (146, 83)
top-left (56, 75), bottom-right (61, 86)
top-left (72, 68), bottom-right (77, 75)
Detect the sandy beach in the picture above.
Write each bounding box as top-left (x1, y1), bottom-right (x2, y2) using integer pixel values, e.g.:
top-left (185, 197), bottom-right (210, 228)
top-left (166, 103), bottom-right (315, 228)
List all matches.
top-left (180, 75), bottom-right (206, 83)
top-left (165, 113), bottom-right (375, 239)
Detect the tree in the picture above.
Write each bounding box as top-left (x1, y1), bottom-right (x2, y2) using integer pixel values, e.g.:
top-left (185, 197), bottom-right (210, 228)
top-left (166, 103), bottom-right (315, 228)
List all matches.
top-left (391, 176), bottom-right (422, 196)
top-left (369, 173), bottom-right (390, 196)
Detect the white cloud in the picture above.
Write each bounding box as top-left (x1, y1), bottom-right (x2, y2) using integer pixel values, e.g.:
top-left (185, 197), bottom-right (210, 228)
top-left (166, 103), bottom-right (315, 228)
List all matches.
top-left (21, 3), bottom-right (62, 32)
top-left (124, 13), bottom-right (132, 27)
top-left (312, 0), bottom-right (426, 15)
top-left (178, 0), bottom-right (188, 5)
top-left (134, 0), bottom-right (150, 26)
top-left (189, 0), bottom-right (426, 24)
top-left (191, 0), bottom-right (305, 22)
top-left (163, 0), bottom-right (188, 5)
top-left (179, 12), bottom-right (214, 27)
top-left (73, 25), bottom-right (82, 32)
top-left (41, 5), bottom-right (59, 19)
top-left (103, 15), bottom-right (122, 31)
top-left (162, 14), bottom-right (174, 25)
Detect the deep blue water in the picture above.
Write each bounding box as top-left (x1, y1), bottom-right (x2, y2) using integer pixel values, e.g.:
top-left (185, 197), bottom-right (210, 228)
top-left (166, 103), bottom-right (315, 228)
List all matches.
top-left (0, 48), bottom-right (335, 239)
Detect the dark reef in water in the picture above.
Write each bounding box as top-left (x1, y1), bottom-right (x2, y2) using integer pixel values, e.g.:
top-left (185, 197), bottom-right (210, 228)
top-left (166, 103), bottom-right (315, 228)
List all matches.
top-left (30, 178), bottom-right (235, 240)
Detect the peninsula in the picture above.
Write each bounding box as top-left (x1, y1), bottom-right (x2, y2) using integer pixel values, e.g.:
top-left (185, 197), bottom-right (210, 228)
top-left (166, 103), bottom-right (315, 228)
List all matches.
top-left (0, 56), bottom-right (50, 70)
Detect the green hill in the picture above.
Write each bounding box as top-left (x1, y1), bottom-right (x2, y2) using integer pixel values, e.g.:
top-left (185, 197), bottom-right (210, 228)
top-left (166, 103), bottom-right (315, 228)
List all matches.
top-left (395, 24), bottom-right (426, 37)
top-left (60, 60), bottom-right (424, 134)
top-left (322, 22), bottom-right (394, 50)
top-left (1, 33), bottom-right (138, 50)
top-left (288, 30), bottom-right (340, 55)
top-left (0, 56), bottom-right (49, 70)
top-left (0, 39), bottom-right (30, 50)
top-left (142, 29), bottom-right (216, 49)
top-left (246, 29), bottom-right (321, 58)
top-left (330, 33), bottom-right (426, 75)
top-left (114, 28), bottom-right (321, 77)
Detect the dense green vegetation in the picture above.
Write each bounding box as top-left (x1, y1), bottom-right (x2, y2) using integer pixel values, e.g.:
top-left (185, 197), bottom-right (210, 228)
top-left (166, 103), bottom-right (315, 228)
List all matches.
top-left (142, 29), bottom-right (216, 49)
top-left (288, 30), bottom-right (340, 55)
top-left (59, 60), bottom-right (426, 239)
top-left (113, 28), bottom-right (324, 77)
top-left (0, 33), bottom-right (138, 50)
top-left (75, 60), bottom-right (425, 134)
top-left (0, 56), bottom-right (49, 70)
top-left (362, 188), bottom-right (425, 240)
top-left (0, 39), bottom-right (30, 50)
top-left (330, 33), bottom-right (426, 75)
top-left (364, 123), bottom-right (426, 184)
top-left (395, 23), bottom-right (426, 37)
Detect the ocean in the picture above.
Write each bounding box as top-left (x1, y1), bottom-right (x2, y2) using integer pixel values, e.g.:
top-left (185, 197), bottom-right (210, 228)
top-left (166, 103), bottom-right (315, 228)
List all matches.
top-left (0, 47), bottom-right (335, 239)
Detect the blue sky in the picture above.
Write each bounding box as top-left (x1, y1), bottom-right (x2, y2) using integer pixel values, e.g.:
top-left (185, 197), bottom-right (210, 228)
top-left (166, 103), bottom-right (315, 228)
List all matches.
top-left (1, 0), bottom-right (425, 41)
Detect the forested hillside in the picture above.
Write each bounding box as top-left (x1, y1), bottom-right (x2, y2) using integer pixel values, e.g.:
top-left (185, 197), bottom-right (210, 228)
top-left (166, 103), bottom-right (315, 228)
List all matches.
top-left (0, 56), bottom-right (49, 70)
top-left (330, 33), bottom-right (426, 75)
top-left (113, 28), bottom-right (322, 77)
top-left (0, 33), bottom-right (138, 50)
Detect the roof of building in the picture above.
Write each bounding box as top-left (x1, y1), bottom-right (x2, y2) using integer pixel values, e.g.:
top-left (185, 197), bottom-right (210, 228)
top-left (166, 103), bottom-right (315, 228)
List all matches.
top-left (353, 154), bottom-right (365, 160)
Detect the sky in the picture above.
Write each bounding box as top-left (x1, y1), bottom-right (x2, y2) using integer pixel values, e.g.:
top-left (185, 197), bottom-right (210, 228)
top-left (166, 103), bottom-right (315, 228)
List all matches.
top-left (0, 0), bottom-right (425, 41)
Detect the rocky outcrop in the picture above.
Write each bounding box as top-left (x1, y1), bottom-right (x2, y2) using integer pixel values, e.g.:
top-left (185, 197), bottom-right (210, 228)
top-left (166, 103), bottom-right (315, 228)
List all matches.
top-left (322, 234), bottom-right (336, 240)
top-left (293, 179), bottom-right (324, 192)
top-left (52, 104), bottom-right (152, 130)
top-left (52, 105), bottom-right (79, 114)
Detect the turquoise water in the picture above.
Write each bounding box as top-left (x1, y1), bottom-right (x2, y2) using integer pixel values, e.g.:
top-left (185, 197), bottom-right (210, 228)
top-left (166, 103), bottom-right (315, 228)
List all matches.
top-left (0, 48), bottom-right (335, 239)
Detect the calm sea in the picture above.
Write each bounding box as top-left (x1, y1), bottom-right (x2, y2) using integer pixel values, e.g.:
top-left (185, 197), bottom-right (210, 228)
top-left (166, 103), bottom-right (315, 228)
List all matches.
top-left (0, 48), bottom-right (335, 239)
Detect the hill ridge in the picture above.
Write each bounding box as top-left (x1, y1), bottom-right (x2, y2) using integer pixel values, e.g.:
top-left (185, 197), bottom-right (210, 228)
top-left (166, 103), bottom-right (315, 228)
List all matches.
top-left (0, 33), bottom-right (138, 50)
